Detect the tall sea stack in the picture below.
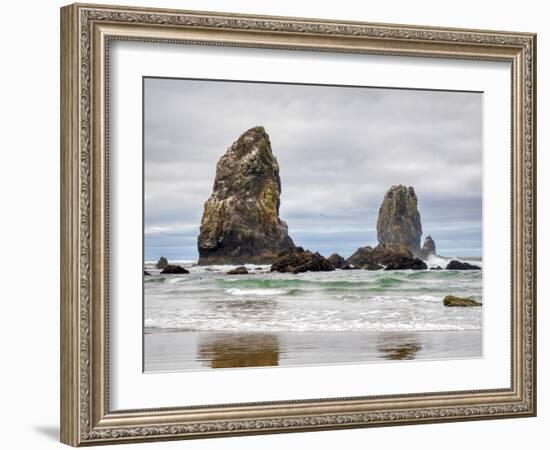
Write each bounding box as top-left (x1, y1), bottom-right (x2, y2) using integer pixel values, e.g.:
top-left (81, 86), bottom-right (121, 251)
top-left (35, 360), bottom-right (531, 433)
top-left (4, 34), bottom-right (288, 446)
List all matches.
top-left (197, 126), bottom-right (295, 265)
top-left (376, 185), bottom-right (423, 255)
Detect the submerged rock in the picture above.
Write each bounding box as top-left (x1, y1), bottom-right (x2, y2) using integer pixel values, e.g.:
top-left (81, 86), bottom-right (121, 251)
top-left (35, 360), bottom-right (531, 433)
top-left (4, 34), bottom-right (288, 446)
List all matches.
top-left (443, 295), bottom-right (482, 307)
top-left (197, 126), bottom-right (295, 265)
top-left (155, 256), bottom-right (168, 269)
top-left (160, 264), bottom-right (189, 274)
top-left (227, 266), bottom-right (249, 275)
top-left (446, 260), bottom-right (481, 270)
top-left (327, 253), bottom-right (348, 269)
top-left (377, 185), bottom-right (422, 255)
top-left (270, 247), bottom-right (334, 274)
top-left (430, 266), bottom-right (443, 271)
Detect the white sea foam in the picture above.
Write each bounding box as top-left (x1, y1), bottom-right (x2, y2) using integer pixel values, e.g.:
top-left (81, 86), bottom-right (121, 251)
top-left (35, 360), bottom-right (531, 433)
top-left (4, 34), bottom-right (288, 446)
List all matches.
top-left (145, 266), bottom-right (483, 333)
top-left (425, 254), bottom-right (450, 268)
top-left (225, 288), bottom-right (288, 296)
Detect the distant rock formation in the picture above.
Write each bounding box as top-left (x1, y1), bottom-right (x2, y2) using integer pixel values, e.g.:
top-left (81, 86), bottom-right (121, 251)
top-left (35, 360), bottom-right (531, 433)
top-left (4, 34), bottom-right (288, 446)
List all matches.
top-left (420, 235), bottom-right (436, 258)
top-left (197, 126), bottom-right (295, 265)
top-left (443, 295), bottom-right (482, 307)
top-left (270, 247), bottom-right (334, 274)
top-left (160, 265), bottom-right (189, 274)
top-left (155, 256), bottom-right (168, 269)
top-left (446, 260), bottom-right (481, 270)
top-left (377, 185), bottom-right (422, 255)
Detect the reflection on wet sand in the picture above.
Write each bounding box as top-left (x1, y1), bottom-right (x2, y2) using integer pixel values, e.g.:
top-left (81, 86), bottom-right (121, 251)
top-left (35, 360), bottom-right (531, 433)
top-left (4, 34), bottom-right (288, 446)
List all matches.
top-left (377, 333), bottom-right (422, 360)
top-left (198, 333), bottom-right (280, 368)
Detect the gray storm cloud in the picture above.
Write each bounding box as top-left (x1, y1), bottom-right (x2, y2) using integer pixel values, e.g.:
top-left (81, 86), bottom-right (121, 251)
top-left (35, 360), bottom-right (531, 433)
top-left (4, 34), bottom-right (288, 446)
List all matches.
top-left (144, 77), bottom-right (482, 261)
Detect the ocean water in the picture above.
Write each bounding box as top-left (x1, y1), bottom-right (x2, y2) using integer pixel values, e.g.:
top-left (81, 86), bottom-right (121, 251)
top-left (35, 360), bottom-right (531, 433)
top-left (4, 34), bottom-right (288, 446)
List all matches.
top-left (144, 256), bottom-right (482, 371)
top-left (144, 257), bottom-right (482, 335)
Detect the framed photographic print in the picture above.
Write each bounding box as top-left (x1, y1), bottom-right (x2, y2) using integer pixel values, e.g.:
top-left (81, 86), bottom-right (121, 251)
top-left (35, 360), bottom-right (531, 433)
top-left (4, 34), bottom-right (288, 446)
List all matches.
top-left (60, 3), bottom-right (537, 446)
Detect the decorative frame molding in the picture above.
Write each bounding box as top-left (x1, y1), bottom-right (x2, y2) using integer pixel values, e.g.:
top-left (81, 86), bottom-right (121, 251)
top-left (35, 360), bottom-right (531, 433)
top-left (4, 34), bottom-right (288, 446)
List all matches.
top-left (60, 3), bottom-right (536, 446)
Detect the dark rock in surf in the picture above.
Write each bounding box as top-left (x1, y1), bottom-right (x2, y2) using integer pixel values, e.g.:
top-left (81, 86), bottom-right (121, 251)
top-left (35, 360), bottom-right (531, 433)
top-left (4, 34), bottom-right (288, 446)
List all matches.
top-left (443, 295), bottom-right (482, 307)
top-left (346, 246), bottom-right (374, 267)
top-left (370, 243), bottom-right (414, 266)
top-left (227, 266), bottom-right (249, 275)
top-left (155, 256), bottom-right (168, 269)
top-left (327, 253), bottom-right (349, 269)
top-left (384, 258), bottom-right (427, 271)
top-left (347, 242), bottom-right (424, 270)
top-left (362, 262), bottom-right (384, 271)
top-left (144, 270), bottom-right (152, 276)
top-left (342, 265), bottom-right (361, 270)
top-left (197, 126), bottom-right (295, 265)
top-left (430, 266), bottom-right (443, 271)
top-left (160, 264), bottom-right (189, 274)
top-left (446, 260), bottom-right (481, 270)
top-left (270, 247), bottom-right (334, 274)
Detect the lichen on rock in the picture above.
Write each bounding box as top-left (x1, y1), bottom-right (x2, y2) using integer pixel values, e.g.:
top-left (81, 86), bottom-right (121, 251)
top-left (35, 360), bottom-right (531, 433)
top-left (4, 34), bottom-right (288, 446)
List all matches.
top-left (197, 126), bottom-right (294, 265)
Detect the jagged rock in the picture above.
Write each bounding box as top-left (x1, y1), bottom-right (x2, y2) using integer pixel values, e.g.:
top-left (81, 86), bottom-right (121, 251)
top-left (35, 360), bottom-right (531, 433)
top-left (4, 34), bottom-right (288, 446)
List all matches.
top-left (430, 266), bottom-right (443, 271)
top-left (376, 185), bottom-right (422, 255)
top-left (419, 235), bottom-right (436, 259)
top-left (385, 258), bottom-right (427, 270)
top-left (270, 247), bottom-right (334, 274)
top-left (160, 265), bottom-right (189, 274)
top-left (144, 270), bottom-right (152, 276)
top-left (155, 256), bottom-right (168, 269)
top-left (443, 295), bottom-right (482, 307)
top-left (327, 253), bottom-right (349, 269)
top-left (197, 127), bottom-right (294, 265)
top-left (346, 246), bottom-right (374, 267)
top-left (446, 260), bottom-right (481, 270)
top-left (227, 266), bottom-right (249, 275)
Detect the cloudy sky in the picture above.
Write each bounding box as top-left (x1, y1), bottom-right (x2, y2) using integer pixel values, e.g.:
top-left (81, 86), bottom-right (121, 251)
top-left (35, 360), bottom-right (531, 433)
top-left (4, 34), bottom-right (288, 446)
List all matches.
top-left (144, 77), bottom-right (482, 261)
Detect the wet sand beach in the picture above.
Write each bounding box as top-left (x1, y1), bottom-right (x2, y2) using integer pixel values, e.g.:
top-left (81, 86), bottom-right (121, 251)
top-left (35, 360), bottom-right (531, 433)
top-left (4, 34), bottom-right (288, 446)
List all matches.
top-left (144, 329), bottom-right (482, 372)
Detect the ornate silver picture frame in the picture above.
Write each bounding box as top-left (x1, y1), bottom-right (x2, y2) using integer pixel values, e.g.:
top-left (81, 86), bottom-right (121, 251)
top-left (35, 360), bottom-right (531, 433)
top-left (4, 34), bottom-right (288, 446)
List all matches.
top-left (60, 3), bottom-right (536, 446)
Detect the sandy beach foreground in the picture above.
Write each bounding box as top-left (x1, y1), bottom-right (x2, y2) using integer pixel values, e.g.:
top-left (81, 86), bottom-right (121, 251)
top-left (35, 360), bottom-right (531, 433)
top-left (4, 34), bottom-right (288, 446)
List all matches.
top-left (144, 329), bottom-right (482, 372)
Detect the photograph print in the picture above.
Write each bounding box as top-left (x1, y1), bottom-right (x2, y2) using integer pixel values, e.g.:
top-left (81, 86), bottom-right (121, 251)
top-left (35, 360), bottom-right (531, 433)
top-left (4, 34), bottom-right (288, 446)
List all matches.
top-left (143, 77), bottom-right (483, 372)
